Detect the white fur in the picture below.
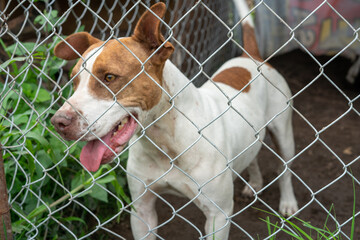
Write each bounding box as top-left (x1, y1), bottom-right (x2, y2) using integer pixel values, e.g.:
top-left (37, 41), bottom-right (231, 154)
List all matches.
top-left (127, 58), bottom-right (298, 240)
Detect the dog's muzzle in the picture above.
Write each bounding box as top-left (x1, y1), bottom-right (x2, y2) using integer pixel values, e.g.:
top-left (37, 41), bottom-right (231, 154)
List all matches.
top-left (51, 110), bottom-right (85, 141)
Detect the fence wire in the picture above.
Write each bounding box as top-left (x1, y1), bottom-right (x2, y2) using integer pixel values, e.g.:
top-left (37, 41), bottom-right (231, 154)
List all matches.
top-left (0, 0), bottom-right (359, 239)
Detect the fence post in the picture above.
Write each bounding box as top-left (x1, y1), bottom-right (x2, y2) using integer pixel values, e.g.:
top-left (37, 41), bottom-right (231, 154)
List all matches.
top-left (0, 145), bottom-right (13, 240)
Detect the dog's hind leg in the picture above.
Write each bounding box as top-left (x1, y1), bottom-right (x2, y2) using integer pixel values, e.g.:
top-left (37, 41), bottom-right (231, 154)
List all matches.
top-left (242, 158), bottom-right (263, 197)
top-left (267, 108), bottom-right (298, 216)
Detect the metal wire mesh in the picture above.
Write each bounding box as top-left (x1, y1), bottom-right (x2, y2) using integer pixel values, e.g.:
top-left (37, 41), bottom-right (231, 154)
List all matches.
top-left (0, 0), bottom-right (359, 239)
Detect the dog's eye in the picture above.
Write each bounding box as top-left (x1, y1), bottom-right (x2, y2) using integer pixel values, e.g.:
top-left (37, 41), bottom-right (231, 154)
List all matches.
top-left (104, 74), bottom-right (116, 83)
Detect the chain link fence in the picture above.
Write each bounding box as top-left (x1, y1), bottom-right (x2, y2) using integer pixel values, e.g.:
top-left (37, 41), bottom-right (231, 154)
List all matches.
top-left (0, 0), bottom-right (359, 239)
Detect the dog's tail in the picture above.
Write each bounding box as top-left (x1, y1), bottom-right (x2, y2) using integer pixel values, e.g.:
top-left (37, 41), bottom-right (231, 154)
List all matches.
top-left (234, 0), bottom-right (262, 60)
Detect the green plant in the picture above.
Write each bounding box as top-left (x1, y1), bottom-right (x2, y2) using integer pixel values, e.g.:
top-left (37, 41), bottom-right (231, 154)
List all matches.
top-left (1, 9), bottom-right (130, 240)
top-left (257, 175), bottom-right (357, 240)
top-left (261, 216), bottom-right (278, 240)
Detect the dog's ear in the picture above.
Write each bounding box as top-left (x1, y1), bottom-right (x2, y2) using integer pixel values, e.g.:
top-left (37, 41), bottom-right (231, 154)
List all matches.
top-left (133, 2), bottom-right (174, 64)
top-left (54, 32), bottom-right (101, 60)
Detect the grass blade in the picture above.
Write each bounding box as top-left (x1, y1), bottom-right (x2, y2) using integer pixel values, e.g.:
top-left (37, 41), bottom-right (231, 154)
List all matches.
top-left (259, 218), bottom-right (303, 240)
top-left (350, 169), bottom-right (356, 240)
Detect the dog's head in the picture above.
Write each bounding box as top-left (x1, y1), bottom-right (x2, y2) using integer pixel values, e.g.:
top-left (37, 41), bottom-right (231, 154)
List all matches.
top-left (51, 3), bottom-right (173, 171)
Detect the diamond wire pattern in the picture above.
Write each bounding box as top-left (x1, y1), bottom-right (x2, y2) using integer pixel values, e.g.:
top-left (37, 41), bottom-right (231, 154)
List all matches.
top-left (0, 0), bottom-right (359, 239)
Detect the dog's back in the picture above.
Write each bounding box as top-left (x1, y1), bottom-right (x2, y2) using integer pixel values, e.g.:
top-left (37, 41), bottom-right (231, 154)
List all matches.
top-left (197, 1), bottom-right (293, 167)
top-left (197, 1), bottom-right (298, 219)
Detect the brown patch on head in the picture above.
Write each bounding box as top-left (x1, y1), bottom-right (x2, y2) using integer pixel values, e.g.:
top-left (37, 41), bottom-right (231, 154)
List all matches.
top-left (56, 3), bottom-right (174, 111)
top-left (132, 2), bottom-right (174, 64)
top-left (213, 67), bottom-right (251, 92)
top-left (69, 41), bottom-right (104, 91)
top-left (83, 37), bottom-right (165, 110)
top-left (54, 32), bottom-right (101, 60)
top-left (77, 3), bottom-right (173, 111)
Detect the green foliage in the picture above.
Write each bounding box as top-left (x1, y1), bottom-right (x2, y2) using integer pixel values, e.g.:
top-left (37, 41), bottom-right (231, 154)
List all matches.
top-left (264, 216), bottom-right (278, 240)
top-left (257, 177), bottom-right (357, 240)
top-left (34, 10), bottom-right (60, 33)
top-left (0, 9), bottom-right (130, 239)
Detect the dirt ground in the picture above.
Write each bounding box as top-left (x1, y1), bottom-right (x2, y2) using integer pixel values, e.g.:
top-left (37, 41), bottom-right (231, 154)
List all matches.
top-left (109, 50), bottom-right (360, 239)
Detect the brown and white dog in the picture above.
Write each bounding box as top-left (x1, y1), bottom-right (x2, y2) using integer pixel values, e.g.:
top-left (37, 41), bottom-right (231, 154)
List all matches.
top-left (51, 1), bottom-right (298, 239)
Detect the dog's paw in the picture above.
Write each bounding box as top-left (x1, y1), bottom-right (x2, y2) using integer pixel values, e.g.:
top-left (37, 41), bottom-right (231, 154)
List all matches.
top-left (242, 182), bottom-right (262, 197)
top-left (279, 199), bottom-right (298, 216)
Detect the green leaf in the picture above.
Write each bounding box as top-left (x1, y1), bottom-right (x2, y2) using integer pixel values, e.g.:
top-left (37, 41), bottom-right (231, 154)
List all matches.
top-left (265, 216), bottom-right (277, 240)
top-left (27, 205), bottom-right (48, 219)
top-left (0, 56), bottom-right (27, 69)
top-left (69, 142), bottom-right (84, 155)
top-left (21, 83), bottom-right (37, 97)
top-left (36, 150), bottom-right (53, 168)
top-left (25, 141), bottom-right (36, 176)
top-left (49, 136), bottom-right (66, 151)
top-left (76, 188), bottom-right (92, 198)
top-left (96, 175), bottom-right (116, 185)
top-left (109, 171), bottom-right (131, 205)
top-left (350, 169), bottom-right (356, 240)
top-left (14, 114), bottom-right (29, 125)
top-left (16, 63), bottom-right (37, 84)
top-left (34, 10), bottom-right (59, 32)
top-left (89, 184), bottom-right (108, 203)
top-left (120, 150), bottom-right (129, 162)
top-left (35, 89), bottom-right (51, 103)
top-left (47, 58), bottom-right (65, 77)
top-left (0, 90), bottom-right (18, 115)
top-left (260, 210), bottom-right (313, 239)
top-left (4, 160), bottom-right (16, 173)
top-left (50, 10), bottom-right (58, 19)
top-left (260, 218), bottom-right (303, 240)
top-left (11, 221), bottom-right (29, 234)
top-left (11, 203), bottom-right (26, 218)
top-left (61, 216), bottom-right (86, 225)
top-left (71, 172), bottom-right (85, 191)
top-left (6, 42), bottom-right (46, 55)
top-left (255, 207), bottom-right (314, 239)
top-left (2, 131), bottom-right (22, 139)
top-left (2, 114), bottom-right (29, 127)
top-left (0, 39), bottom-right (11, 58)
top-left (300, 220), bottom-right (332, 239)
top-left (77, 25), bottom-right (85, 32)
top-left (34, 15), bottom-right (46, 25)
top-left (26, 131), bottom-right (50, 149)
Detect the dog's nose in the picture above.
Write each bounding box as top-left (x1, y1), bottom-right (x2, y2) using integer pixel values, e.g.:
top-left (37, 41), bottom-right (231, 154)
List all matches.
top-left (51, 111), bottom-right (74, 132)
top-left (51, 110), bottom-right (84, 141)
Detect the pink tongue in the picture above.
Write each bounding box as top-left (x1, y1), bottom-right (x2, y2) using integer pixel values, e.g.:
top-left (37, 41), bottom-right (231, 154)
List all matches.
top-left (79, 117), bottom-right (138, 172)
top-left (80, 131), bottom-right (112, 172)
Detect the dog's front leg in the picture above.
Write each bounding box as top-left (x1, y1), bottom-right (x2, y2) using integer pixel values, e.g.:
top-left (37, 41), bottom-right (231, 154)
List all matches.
top-left (195, 176), bottom-right (234, 240)
top-left (203, 208), bottom-right (233, 240)
top-left (129, 185), bottom-right (158, 240)
top-left (127, 169), bottom-right (159, 240)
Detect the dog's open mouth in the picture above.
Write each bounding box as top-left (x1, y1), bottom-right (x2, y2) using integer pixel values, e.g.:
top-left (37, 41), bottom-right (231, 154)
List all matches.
top-left (80, 115), bottom-right (138, 172)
